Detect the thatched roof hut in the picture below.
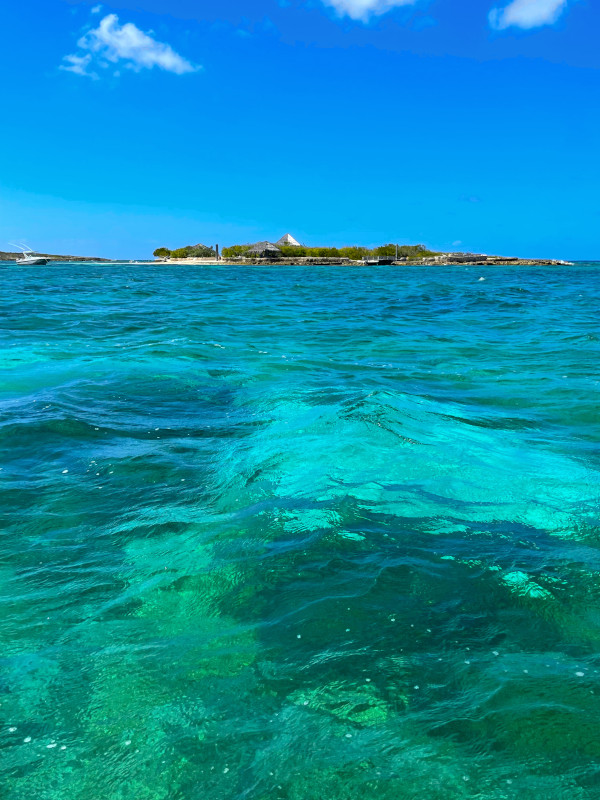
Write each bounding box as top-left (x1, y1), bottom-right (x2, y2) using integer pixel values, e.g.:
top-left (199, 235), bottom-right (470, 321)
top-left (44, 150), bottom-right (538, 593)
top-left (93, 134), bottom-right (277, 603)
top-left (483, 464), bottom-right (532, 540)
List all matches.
top-left (246, 241), bottom-right (282, 258)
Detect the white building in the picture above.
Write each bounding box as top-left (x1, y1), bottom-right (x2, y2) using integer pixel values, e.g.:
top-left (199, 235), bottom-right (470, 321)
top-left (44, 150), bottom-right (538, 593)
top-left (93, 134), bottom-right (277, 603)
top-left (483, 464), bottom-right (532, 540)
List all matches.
top-left (275, 233), bottom-right (302, 247)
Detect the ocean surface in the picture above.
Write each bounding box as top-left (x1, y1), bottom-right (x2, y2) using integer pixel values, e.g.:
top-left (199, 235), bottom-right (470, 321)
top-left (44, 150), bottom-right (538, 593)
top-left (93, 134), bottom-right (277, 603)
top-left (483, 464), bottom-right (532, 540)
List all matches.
top-left (1, 261), bottom-right (599, 800)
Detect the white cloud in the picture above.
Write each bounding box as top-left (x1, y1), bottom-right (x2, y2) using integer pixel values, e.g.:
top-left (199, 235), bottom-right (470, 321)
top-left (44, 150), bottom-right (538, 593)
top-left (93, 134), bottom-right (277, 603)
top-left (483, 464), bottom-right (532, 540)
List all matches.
top-left (321, 0), bottom-right (419, 22)
top-left (489, 0), bottom-right (569, 29)
top-left (59, 53), bottom-right (98, 79)
top-left (62, 13), bottom-right (199, 77)
top-left (91, 4), bottom-right (102, 13)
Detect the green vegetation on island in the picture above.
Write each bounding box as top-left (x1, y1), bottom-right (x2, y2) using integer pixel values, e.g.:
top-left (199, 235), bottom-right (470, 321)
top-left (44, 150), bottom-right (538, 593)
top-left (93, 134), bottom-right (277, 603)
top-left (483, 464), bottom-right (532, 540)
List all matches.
top-left (221, 243), bottom-right (439, 260)
top-left (153, 241), bottom-right (440, 262)
top-left (153, 244), bottom-right (216, 259)
top-left (151, 239), bottom-right (570, 266)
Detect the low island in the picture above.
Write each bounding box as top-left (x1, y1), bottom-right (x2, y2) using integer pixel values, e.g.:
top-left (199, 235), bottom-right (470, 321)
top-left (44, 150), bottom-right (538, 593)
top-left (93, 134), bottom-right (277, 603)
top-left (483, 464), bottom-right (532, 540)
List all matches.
top-left (152, 235), bottom-right (571, 267)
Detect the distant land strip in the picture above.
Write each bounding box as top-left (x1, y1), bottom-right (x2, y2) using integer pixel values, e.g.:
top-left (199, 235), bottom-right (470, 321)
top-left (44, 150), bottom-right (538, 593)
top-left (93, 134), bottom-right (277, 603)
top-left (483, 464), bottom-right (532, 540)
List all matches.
top-left (0, 251), bottom-right (111, 263)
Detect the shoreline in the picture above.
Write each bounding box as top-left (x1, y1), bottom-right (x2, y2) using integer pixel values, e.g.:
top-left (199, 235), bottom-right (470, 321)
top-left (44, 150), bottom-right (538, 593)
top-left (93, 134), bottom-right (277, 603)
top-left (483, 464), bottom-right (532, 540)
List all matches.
top-left (1, 255), bottom-right (576, 267)
top-left (159, 255), bottom-right (574, 267)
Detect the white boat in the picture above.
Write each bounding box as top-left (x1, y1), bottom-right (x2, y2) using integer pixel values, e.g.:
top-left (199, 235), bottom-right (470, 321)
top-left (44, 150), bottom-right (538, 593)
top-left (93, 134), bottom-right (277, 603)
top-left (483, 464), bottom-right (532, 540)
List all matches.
top-left (10, 243), bottom-right (50, 266)
top-left (16, 254), bottom-right (50, 265)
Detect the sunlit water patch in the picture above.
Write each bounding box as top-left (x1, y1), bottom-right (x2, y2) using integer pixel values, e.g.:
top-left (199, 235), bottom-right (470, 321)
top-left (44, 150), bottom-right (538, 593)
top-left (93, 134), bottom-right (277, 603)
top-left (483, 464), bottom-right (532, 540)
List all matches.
top-left (1, 262), bottom-right (599, 799)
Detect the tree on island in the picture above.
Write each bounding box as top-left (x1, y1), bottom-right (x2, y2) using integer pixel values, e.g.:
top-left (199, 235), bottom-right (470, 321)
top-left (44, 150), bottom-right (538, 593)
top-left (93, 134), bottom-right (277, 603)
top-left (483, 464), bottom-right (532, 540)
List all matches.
top-left (154, 244), bottom-right (217, 259)
top-left (171, 244), bottom-right (217, 259)
top-left (374, 243), bottom-right (431, 258)
top-left (222, 245), bottom-right (252, 258)
top-left (222, 242), bottom-right (438, 260)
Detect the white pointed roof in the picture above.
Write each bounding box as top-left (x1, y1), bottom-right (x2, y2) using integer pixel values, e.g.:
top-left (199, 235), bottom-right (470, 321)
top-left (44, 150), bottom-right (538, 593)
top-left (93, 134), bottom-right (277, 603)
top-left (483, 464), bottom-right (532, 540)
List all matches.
top-left (275, 233), bottom-right (301, 247)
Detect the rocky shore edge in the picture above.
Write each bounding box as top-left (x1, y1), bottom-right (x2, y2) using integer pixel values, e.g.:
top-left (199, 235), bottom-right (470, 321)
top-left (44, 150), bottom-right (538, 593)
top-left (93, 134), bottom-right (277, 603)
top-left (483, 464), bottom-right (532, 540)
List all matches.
top-left (395, 255), bottom-right (573, 267)
top-left (165, 254), bottom-right (572, 267)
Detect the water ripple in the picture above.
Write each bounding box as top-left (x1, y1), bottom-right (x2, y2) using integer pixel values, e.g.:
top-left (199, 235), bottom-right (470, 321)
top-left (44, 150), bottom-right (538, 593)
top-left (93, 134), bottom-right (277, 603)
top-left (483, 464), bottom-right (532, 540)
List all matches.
top-left (1, 262), bottom-right (599, 799)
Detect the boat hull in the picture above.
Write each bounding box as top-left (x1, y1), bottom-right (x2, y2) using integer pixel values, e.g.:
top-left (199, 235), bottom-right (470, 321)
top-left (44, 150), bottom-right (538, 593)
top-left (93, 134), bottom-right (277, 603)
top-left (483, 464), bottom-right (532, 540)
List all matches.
top-left (15, 257), bottom-right (50, 266)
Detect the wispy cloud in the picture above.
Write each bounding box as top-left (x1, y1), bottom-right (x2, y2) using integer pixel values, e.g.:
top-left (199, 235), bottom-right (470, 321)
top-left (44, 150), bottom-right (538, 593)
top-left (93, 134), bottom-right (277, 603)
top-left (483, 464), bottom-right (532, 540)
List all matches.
top-left (61, 13), bottom-right (199, 77)
top-left (91, 4), bottom-right (102, 13)
top-left (489, 0), bottom-right (569, 29)
top-left (320, 0), bottom-right (419, 22)
top-left (60, 53), bottom-right (98, 79)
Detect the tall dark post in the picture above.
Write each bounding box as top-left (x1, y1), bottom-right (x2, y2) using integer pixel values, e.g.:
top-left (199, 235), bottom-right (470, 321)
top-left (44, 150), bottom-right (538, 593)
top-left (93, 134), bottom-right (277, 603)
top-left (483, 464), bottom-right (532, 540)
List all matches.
top-left (215, 244), bottom-right (219, 261)
top-left (395, 243), bottom-right (398, 261)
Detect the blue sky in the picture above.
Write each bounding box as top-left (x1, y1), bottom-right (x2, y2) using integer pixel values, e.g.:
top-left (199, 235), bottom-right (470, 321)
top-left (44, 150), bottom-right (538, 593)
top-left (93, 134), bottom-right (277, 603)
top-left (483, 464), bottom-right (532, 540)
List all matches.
top-left (0, 0), bottom-right (597, 259)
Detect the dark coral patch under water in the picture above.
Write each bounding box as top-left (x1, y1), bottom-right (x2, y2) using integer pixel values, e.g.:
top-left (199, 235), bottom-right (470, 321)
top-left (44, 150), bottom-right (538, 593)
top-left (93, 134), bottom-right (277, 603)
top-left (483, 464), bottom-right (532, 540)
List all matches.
top-left (0, 262), bottom-right (599, 799)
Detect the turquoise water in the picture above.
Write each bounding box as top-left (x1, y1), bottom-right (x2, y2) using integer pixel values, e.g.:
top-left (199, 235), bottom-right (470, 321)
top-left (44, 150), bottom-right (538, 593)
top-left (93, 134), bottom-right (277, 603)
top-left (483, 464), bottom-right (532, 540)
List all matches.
top-left (1, 261), bottom-right (599, 799)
